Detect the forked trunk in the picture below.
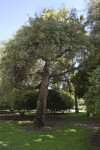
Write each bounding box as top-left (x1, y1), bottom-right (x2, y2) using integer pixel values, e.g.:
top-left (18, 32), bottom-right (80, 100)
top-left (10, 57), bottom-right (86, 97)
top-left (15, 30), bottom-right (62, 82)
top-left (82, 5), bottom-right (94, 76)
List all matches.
top-left (34, 62), bottom-right (50, 128)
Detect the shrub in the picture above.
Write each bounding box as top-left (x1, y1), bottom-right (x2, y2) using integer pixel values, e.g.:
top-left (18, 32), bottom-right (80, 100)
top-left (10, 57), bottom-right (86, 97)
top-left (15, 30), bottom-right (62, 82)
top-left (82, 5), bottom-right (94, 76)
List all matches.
top-left (0, 101), bottom-right (10, 115)
top-left (59, 90), bottom-right (74, 110)
top-left (14, 95), bottom-right (27, 116)
top-left (26, 90), bottom-right (38, 110)
top-left (13, 89), bottom-right (74, 114)
top-left (14, 90), bottom-right (39, 115)
top-left (47, 90), bottom-right (74, 112)
top-left (47, 89), bottom-right (62, 111)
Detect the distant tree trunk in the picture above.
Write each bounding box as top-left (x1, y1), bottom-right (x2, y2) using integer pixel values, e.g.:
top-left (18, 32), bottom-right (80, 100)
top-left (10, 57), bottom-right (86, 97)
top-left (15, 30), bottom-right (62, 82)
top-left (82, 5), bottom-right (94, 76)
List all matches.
top-left (86, 106), bottom-right (90, 116)
top-left (81, 49), bottom-right (86, 62)
top-left (0, 110), bottom-right (3, 116)
top-left (20, 110), bottom-right (25, 117)
top-left (34, 62), bottom-right (50, 128)
top-left (75, 93), bottom-right (79, 113)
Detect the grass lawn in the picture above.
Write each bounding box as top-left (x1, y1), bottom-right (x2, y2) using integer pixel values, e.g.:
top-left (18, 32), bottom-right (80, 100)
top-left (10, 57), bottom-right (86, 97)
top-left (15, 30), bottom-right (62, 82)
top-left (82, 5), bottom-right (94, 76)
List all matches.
top-left (0, 113), bottom-right (100, 150)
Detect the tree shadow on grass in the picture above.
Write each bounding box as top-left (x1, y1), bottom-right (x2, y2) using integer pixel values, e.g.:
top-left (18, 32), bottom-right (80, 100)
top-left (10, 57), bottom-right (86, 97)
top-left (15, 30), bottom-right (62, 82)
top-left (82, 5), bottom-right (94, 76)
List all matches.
top-left (0, 113), bottom-right (100, 150)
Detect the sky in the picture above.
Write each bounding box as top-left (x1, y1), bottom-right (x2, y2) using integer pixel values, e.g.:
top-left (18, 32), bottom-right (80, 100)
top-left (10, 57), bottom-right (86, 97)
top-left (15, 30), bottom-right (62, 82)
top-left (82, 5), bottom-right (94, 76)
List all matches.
top-left (0, 0), bottom-right (86, 41)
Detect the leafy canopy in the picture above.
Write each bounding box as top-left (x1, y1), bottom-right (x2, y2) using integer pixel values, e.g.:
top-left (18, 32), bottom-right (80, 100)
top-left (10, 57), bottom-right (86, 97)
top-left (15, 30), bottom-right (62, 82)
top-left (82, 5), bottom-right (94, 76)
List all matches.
top-left (0, 6), bottom-right (88, 103)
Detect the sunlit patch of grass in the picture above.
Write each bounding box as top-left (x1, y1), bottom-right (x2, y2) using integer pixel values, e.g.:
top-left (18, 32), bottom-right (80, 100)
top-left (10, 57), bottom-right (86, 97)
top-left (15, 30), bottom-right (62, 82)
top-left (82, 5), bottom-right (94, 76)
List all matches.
top-left (8, 112), bottom-right (20, 116)
top-left (40, 134), bottom-right (54, 139)
top-left (0, 113), bottom-right (100, 150)
top-left (25, 110), bottom-right (36, 115)
top-left (0, 141), bottom-right (8, 147)
top-left (7, 110), bottom-right (36, 116)
top-left (34, 138), bottom-right (42, 142)
top-left (64, 128), bottom-right (77, 133)
top-left (24, 143), bottom-right (31, 146)
top-left (18, 120), bottom-right (34, 125)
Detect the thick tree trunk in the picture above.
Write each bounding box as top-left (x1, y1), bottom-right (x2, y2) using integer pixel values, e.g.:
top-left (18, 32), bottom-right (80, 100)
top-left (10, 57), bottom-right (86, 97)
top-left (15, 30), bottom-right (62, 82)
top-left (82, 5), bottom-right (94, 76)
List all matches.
top-left (34, 62), bottom-right (50, 128)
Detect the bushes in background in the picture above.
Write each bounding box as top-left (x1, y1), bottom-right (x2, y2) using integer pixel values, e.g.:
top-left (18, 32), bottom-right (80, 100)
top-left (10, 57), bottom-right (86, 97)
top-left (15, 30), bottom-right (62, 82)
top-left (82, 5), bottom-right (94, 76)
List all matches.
top-left (0, 89), bottom-right (74, 115)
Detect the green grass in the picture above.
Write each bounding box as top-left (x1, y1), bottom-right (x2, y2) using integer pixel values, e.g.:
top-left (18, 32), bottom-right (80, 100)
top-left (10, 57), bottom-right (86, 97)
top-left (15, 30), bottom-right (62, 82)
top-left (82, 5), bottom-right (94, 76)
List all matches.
top-left (0, 113), bottom-right (99, 150)
top-left (7, 110), bottom-right (36, 116)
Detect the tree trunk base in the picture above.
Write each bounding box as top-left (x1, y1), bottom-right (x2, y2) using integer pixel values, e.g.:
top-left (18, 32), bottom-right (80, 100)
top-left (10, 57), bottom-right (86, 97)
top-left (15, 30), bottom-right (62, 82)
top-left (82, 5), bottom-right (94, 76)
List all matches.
top-left (75, 110), bottom-right (79, 113)
top-left (34, 117), bottom-right (45, 128)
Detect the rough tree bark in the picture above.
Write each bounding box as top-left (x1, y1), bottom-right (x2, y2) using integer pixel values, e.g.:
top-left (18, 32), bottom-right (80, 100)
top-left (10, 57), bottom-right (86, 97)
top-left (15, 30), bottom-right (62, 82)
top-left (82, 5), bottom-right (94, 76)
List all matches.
top-left (34, 62), bottom-right (50, 128)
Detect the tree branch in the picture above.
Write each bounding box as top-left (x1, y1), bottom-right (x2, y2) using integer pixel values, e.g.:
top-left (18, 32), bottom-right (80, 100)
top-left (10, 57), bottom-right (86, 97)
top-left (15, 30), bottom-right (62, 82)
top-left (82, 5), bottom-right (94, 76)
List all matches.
top-left (51, 47), bottom-right (72, 61)
top-left (29, 71), bottom-right (43, 77)
top-left (50, 65), bottom-right (81, 79)
top-left (15, 83), bottom-right (41, 90)
top-left (35, 55), bottom-right (48, 62)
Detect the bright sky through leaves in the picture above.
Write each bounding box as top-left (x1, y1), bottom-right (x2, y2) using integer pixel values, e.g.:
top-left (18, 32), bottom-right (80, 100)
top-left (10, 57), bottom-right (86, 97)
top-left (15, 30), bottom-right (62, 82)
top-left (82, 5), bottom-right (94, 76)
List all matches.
top-left (0, 0), bottom-right (85, 41)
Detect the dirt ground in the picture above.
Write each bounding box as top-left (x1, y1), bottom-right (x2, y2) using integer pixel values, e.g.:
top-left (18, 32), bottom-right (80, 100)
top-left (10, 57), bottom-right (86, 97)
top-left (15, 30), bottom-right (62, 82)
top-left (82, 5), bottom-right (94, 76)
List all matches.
top-left (0, 115), bottom-right (35, 121)
top-left (0, 114), bottom-right (64, 121)
top-left (0, 114), bottom-right (65, 131)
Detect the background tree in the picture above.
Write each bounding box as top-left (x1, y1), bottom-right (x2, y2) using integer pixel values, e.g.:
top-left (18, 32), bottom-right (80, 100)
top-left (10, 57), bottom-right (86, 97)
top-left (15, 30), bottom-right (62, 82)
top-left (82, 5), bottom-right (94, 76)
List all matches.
top-left (71, 0), bottom-right (100, 115)
top-left (87, 0), bottom-right (100, 50)
top-left (84, 66), bottom-right (100, 116)
top-left (72, 50), bottom-right (100, 97)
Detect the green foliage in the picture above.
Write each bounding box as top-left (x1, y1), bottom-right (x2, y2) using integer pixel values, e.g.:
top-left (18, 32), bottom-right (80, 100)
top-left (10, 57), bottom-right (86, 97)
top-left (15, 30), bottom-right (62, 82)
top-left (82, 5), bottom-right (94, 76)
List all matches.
top-left (72, 69), bottom-right (89, 98)
top-left (87, 0), bottom-right (100, 23)
top-left (0, 6), bottom-right (88, 105)
top-left (14, 90), bottom-right (39, 112)
top-left (14, 96), bottom-right (27, 111)
top-left (84, 66), bottom-right (100, 116)
top-left (47, 90), bottom-right (62, 111)
top-left (78, 98), bottom-right (85, 106)
top-left (12, 89), bottom-right (74, 113)
top-left (87, 0), bottom-right (100, 49)
top-left (83, 0), bottom-right (100, 115)
top-left (0, 101), bottom-right (9, 110)
top-left (47, 90), bottom-right (74, 111)
top-left (25, 91), bottom-right (38, 110)
top-left (72, 51), bottom-right (100, 98)
top-left (59, 90), bottom-right (74, 110)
